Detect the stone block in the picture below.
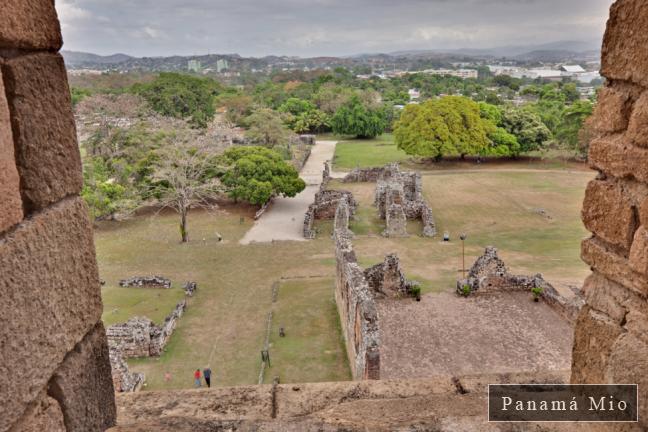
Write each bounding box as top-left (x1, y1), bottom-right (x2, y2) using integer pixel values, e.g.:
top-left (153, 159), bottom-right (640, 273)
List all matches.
top-left (601, 0), bottom-right (648, 88)
top-left (592, 86), bottom-right (633, 134)
top-left (0, 0), bottom-right (62, 50)
top-left (10, 392), bottom-right (66, 432)
top-left (2, 53), bottom-right (82, 212)
top-left (571, 306), bottom-right (623, 384)
top-left (606, 333), bottom-right (648, 428)
top-left (589, 135), bottom-right (648, 184)
top-left (627, 91), bottom-right (648, 148)
top-left (50, 323), bottom-right (117, 432)
top-left (629, 226), bottom-right (648, 275)
top-left (0, 197), bottom-right (102, 432)
top-left (0, 68), bottom-right (23, 234)
top-left (582, 237), bottom-right (648, 295)
top-left (581, 273), bottom-right (631, 324)
top-left (582, 179), bottom-right (637, 251)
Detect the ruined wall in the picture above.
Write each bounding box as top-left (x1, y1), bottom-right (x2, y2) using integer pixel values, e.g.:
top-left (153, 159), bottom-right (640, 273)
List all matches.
top-left (333, 198), bottom-right (381, 379)
top-left (571, 0), bottom-right (648, 425)
top-left (107, 300), bottom-right (186, 358)
top-left (0, 3), bottom-right (116, 430)
top-left (458, 247), bottom-right (584, 323)
top-left (374, 164), bottom-right (436, 237)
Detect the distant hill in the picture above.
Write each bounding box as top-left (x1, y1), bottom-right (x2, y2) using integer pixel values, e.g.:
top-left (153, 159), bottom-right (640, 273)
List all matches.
top-left (62, 51), bottom-right (133, 67)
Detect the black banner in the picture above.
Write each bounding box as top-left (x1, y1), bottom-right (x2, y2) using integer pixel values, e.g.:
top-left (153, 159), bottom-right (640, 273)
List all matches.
top-left (488, 384), bottom-right (638, 422)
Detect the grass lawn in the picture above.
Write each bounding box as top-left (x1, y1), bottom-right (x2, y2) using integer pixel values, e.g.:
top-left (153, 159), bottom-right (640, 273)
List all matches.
top-left (263, 278), bottom-right (351, 384)
top-left (333, 134), bottom-right (411, 170)
top-left (96, 161), bottom-right (593, 390)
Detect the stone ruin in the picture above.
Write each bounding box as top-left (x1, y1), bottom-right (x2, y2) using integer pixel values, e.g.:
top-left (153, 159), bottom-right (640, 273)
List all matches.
top-left (457, 247), bottom-right (584, 323)
top-left (341, 166), bottom-right (389, 183)
top-left (109, 347), bottom-right (144, 393)
top-left (107, 300), bottom-right (187, 358)
top-left (332, 197), bottom-right (419, 380)
top-left (119, 275), bottom-right (172, 289)
top-left (298, 134), bottom-right (316, 145)
top-left (183, 281), bottom-right (197, 296)
top-left (303, 162), bottom-right (357, 239)
top-left (374, 163), bottom-right (436, 238)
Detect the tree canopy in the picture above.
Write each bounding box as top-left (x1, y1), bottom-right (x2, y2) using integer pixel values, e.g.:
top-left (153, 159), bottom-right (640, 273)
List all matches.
top-left (219, 146), bottom-right (306, 205)
top-left (133, 73), bottom-right (221, 128)
top-left (330, 96), bottom-right (387, 138)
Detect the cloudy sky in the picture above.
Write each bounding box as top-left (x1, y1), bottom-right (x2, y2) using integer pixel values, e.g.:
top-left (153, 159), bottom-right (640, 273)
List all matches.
top-left (56, 0), bottom-right (615, 58)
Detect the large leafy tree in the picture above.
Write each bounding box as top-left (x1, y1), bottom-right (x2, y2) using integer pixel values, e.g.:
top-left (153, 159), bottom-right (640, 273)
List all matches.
top-left (394, 96), bottom-right (493, 159)
top-left (501, 108), bottom-right (552, 153)
top-left (556, 100), bottom-right (594, 150)
top-left (330, 96), bottom-right (387, 138)
top-left (134, 73), bottom-right (221, 128)
top-left (245, 108), bottom-right (292, 148)
top-left (219, 146), bottom-right (306, 205)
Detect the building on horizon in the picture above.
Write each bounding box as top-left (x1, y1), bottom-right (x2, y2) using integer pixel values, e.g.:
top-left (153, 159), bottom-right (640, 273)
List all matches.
top-left (216, 58), bottom-right (229, 73)
top-left (188, 59), bottom-right (201, 73)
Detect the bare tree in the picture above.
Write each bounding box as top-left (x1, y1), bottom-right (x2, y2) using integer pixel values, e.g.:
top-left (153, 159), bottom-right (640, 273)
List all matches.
top-left (149, 133), bottom-right (222, 242)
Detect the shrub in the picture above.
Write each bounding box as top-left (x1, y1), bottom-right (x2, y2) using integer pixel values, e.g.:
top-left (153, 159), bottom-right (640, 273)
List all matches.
top-left (461, 284), bottom-right (472, 297)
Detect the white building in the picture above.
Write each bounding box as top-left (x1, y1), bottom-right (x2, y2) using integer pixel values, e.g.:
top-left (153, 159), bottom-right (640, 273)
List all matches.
top-left (187, 60), bottom-right (201, 73)
top-left (408, 89), bottom-right (420, 100)
top-left (422, 69), bottom-right (478, 79)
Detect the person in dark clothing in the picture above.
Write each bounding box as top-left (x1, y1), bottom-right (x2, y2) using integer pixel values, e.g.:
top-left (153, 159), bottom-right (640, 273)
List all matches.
top-left (203, 366), bottom-right (212, 388)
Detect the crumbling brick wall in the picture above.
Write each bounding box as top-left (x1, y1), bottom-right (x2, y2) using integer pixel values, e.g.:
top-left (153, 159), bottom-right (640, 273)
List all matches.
top-left (0, 3), bottom-right (116, 430)
top-left (572, 0), bottom-right (648, 425)
top-left (458, 247), bottom-right (584, 323)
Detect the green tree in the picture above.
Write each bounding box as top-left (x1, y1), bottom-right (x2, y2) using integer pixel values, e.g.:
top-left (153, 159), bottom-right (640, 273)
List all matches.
top-left (501, 108), bottom-right (552, 153)
top-left (219, 146), bottom-right (306, 205)
top-left (394, 96), bottom-right (493, 159)
top-left (133, 73), bottom-right (221, 128)
top-left (245, 108), bottom-right (292, 148)
top-left (556, 100), bottom-right (594, 150)
top-left (330, 96), bottom-right (387, 138)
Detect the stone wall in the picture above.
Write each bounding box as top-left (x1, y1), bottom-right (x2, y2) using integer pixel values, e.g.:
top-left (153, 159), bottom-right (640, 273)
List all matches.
top-left (374, 164), bottom-right (436, 237)
top-left (107, 300), bottom-right (187, 358)
top-left (457, 247), bottom-right (584, 323)
top-left (119, 275), bottom-right (172, 289)
top-left (0, 4), bottom-right (116, 431)
top-left (333, 197), bottom-right (381, 379)
top-left (571, 0), bottom-right (648, 426)
top-left (109, 347), bottom-right (144, 393)
top-left (303, 162), bottom-right (357, 239)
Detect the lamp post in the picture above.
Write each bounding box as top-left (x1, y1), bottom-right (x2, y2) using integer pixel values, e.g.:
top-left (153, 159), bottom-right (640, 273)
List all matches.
top-left (460, 233), bottom-right (467, 280)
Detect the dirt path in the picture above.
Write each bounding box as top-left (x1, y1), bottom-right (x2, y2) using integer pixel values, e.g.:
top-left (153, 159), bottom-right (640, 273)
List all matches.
top-left (239, 141), bottom-right (337, 244)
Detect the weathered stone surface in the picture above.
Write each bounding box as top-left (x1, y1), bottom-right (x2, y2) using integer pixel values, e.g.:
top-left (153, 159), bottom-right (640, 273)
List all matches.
top-left (591, 85), bottom-right (633, 133)
top-left (627, 91), bottom-right (648, 147)
top-left (581, 273), bottom-right (631, 324)
top-left (640, 198), bottom-right (648, 226)
top-left (0, 0), bottom-right (62, 50)
top-left (110, 346), bottom-right (145, 393)
top-left (2, 53), bottom-right (82, 212)
top-left (50, 323), bottom-right (117, 432)
top-left (571, 306), bottom-right (623, 384)
top-left (10, 393), bottom-right (66, 432)
top-left (601, 0), bottom-right (648, 88)
top-left (0, 68), bottom-right (23, 234)
top-left (606, 332), bottom-right (648, 428)
top-left (0, 197), bottom-right (102, 432)
top-left (582, 237), bottom-right (648, 295)
top-left (582, 179), bottom-right (637, 251)
top-left (629, 226), bottom-right (648, 275)
top-left (589, 135), bottom-right (648, 184)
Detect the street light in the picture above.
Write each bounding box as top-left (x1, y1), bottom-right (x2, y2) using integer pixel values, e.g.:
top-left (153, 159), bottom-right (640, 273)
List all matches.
top-left (460, 233), bottom-right (467, 280)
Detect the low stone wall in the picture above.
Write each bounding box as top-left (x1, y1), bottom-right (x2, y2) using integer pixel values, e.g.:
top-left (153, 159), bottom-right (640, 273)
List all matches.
top-left (107, 300), bottom-right (186, 358)
top-left (119, 276), bottom-right (172, 289)
top-left (342, 166), bottom-right (389, 183)
top-left (364, 254), bottom-right (420, 299)
top-left (109, 347), bottom-right (144, 393)
top-left (457, 247), bottom-right (584, 323)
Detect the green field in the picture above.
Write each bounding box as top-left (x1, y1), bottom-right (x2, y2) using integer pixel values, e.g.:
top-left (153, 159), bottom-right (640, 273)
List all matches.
top-left (96, 155), bottom-right (593, 390)
top-left (332, 134), bottom-right (412, 170)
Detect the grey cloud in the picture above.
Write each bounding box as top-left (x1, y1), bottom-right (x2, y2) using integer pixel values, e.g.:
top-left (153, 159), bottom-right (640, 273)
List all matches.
top-left (56, 0), bottom-right (614, 57)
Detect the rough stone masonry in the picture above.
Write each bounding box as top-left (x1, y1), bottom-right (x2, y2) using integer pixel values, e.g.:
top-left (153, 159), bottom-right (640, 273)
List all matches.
top-left (571, 0), bottom-right (648, 426)
top-left (0, 2), bottom-right (116, 431)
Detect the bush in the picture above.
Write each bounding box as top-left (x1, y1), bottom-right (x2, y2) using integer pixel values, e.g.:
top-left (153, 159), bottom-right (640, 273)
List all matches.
top-left (461, 284), bottom-right (472, 297)
top-left (531, 286), bottom-right (544, 300)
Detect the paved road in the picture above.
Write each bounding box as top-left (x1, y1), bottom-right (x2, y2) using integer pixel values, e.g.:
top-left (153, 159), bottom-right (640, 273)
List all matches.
top-left (239, 141), bottom-right (338, 244)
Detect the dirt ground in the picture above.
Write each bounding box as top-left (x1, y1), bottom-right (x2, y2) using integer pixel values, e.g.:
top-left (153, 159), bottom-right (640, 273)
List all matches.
top-left (377, 291), bottom-right (574, 379)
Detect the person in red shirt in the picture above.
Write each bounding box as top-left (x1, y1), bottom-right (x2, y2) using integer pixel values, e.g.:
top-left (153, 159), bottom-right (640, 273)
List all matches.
top-left (194, 369), bottom-right (201, 387)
